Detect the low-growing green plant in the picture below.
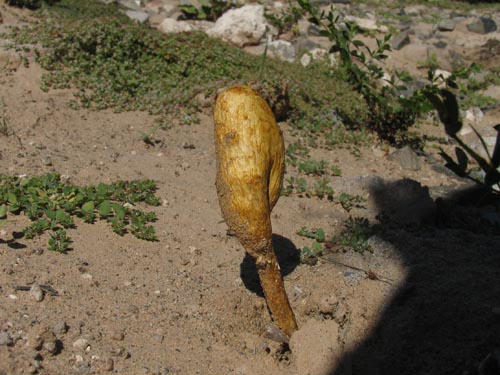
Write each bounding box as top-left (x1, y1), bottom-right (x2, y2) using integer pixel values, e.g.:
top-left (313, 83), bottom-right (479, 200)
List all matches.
top-left (312, 177), bottom-right (334, 198)
top-left (297, 226), bottom-right (326, 242)
top-left (179, 0), bottom-right (234, 21)
top-left (5, 0), bottom-right (58, 9)
top-left (0, 173), bottom-right (160, 253)
top-left (330, 217), bottom-right (375, 254)
top-left (333, 192), bottom-right (366, 212)
top-left (264, 2), bottom-right (304, 35)
top-left (282, 176), bottom-right (308, 196)
top-left (297, 159), bottom-right (341, 176)
top-left (300, 241), bottom-right (323, 265)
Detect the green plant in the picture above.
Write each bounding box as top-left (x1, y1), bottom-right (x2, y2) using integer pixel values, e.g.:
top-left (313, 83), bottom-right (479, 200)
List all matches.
top-left (297, 0), bottom-right (433, 143)
top-left (300, 241), bottom-right (323, 264)
top-left (0, 173), bottom-right (160, 253)
top-left (297, 226), bottom-right (325, 242)
top-left (179, 0), bottom-right (233, 21)
top-left (312, 177), bottom-right (334, 198)
top-left (281, 176), bottom-right (308, 196)
top-left (297, 159), bottom-right (341, 176)
top-left (333, 192), bottom-right (366, 212)
top-left (417, 52), bottom-right (440, 70)
top-left (264, 3), bottom-right (304, 35)
top-left (330, 217), bottom-right (375, 254)
top-left (5, 0), bottom-right (58, 9)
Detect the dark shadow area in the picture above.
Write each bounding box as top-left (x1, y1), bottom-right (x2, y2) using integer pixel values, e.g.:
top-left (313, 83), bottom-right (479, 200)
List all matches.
top-left (240, 233), bottom-right (300, 296)
top-left (331, 178), bottom-right (500, 375)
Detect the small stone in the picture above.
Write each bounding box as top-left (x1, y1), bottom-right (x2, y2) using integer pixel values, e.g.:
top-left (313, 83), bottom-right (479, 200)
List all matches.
top-left (26, 332), bottom-right (43, 351)
top-left (467, 17), bottom-right (497, 34)
top-left (437, 19), bottom-right (456, 31)
top-left (30, 284), bottom-right (44, 302)
top-left (153, 334), bottom-right (164, 343)
top-left (73, 338), bottom-right (90, 351)
top-left (43, 340), bottom-right (58, 354)
top-left (92, 356), bottom-right (114, 372)
top-left (52, 321), bottom-right (68, 336)
top-left (109, 330), bottom-right (125, 341)
top-left (389, 146), bottom-right (421, 171)
top-left (391, 31), bottom-right (410, 50)
top-left (42, 157), bottom-right (52, 166)
top-left (0, 331), bottom-right (13, 346)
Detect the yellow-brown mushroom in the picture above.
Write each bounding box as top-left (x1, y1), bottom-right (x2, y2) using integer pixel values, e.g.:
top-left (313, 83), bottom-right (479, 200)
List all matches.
top-left (214, 85), bottom-right (298, 337)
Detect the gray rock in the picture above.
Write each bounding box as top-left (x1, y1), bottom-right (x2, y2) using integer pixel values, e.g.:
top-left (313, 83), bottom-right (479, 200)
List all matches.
top-left (125, 10), bottom-right (150, 23)
top-left (467, 17), bottom-right (497, 34)
top-left (268, 40), bottom-right (296, 62)
top-left (391, 31), bottom-right (411, 50)
top-left (370, 178), bottom-right (435, 225)
top-left (434, 40), bottom-right (447, 49)
top-left (0, 331), bottom-right (13, 346)
top-left (118, 0), bottom-right (142, 11)
top-left (437, 19), bottom-right (456, 32)
top-left (52, 321), bottom-right (68, 336)
top-left (389, 146), bottom-right (421, 171)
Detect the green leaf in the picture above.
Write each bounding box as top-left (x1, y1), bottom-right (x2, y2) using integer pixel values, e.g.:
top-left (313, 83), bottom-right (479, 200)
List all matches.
top-left (0, 204), bottom-right (7, 219)
top-left (81, 201), bottom-right (95, 213)
top-left (99, 200), bottom-right (111, 216)
top-left (7, 192), bottom-right (18, 205)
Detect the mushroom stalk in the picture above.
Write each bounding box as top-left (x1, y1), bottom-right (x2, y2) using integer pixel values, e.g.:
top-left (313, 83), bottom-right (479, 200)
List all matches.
top-left (214, 85), bottom-right (298, 337)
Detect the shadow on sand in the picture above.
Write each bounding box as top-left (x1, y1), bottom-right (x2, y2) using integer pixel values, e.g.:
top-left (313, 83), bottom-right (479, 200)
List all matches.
top-left (330, 179), bottom-right (500, 375)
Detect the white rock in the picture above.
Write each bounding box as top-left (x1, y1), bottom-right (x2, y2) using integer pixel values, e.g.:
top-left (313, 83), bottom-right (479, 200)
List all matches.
top-left (158, 18), bottom-right (194, 34)
top-left (300, 48), bottom-right (337, 67)
top-left (73, 338), bottom-right (89, 351)
top-left (464, 107), bottom-right (484, 124)
top-left (344, 15), bottom-right (389, 32)
top-left (125, 10), bottom-right (150, 24)
top-left (206, 4), bottom-right (269, 47)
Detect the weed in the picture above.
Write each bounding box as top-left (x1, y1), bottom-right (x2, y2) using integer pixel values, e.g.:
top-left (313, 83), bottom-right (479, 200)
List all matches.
top-left (300, 241), bottom-right (323, 265)
top-left (0, 173), bottom-right (160, 252)
top-left (5, 0), bottom-right (58, 9)
top-left (297, 227), bottom-right (325, 242)
top-left (179, 0), bottom-right (234, 21)
top-left (329, 217), bottom-right (375, 254)
top-left (312, 177), bottom-right (334, 198)
top-left (297, 159), bottom-right (341, 176)
top-left (0, 98), bottom-right (8, 136)
top-left (265, 2), bottom-right (305, 35)
top-left (282, 177), bottom-right (308, 196)
top-left (333, 193), bottom-right (366, 212)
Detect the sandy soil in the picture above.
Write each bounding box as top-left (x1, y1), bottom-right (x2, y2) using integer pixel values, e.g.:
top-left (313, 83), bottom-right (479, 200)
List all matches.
top-left (1, 4), bottom-right (500, 375)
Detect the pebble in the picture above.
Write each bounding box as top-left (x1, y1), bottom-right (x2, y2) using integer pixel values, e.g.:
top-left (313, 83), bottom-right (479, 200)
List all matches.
top-left (52, 321), bottom-right (69, 335)
top-left (92, 356), bottom-right (114, 372)
top-left (109, 329), bottom-right (125, 341)
top-left (30, 284), bottom-right (44, 302)
top-left (42, 157), bottom-right (53, 166)
top-left (73, 338), bottom-right (90, 351)
top-left (0, 331), bottom-right (13, 346)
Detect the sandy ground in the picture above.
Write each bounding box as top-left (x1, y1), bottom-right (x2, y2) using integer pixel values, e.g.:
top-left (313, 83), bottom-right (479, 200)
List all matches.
top-left (1, 3), bottom-right (500, 375)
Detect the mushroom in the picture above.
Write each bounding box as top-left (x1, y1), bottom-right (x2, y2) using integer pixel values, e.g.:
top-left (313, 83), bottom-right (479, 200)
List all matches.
top-left (214, 85), bottom-right (298, 337)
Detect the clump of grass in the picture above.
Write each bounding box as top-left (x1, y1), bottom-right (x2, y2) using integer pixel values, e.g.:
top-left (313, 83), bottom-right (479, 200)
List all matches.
top-left (0, 173), bottom-right (160, 253)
